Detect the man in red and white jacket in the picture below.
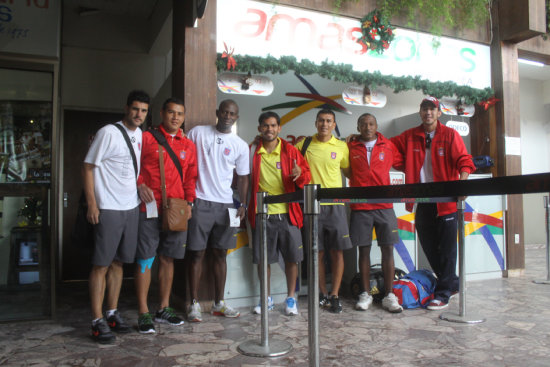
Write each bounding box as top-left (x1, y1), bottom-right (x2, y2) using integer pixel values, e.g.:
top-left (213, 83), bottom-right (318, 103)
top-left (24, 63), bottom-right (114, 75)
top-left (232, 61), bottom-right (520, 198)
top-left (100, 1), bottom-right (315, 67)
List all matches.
top-left (134, 97), bottom-right (197, 333)
top-left (391, 96), bottom-right (476, 311)
top-left (248, 111), bottom-right (311, 316)
top-left (348, 113), bottom-right (404, 313)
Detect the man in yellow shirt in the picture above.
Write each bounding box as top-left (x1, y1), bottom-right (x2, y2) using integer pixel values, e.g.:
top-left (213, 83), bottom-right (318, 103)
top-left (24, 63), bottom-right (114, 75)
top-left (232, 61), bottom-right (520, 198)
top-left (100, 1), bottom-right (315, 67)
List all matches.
top-left (295, 109), bottom-right (351, 313)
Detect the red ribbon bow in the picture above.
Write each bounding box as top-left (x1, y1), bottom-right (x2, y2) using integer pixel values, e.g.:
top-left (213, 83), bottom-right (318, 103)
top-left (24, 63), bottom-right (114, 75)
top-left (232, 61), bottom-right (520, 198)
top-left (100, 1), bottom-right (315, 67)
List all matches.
top-left (480, 97), bottom-right (500, 111)
top-left (222, 42), bottom-right (237, 71)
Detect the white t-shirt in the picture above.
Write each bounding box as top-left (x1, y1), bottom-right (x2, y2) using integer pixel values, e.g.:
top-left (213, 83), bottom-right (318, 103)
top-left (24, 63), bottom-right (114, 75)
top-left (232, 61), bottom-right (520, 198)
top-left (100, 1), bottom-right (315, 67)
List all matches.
top-left (84, 121), bottom-right (142, 210)
top-left (420, 131), bottom-right (435, 183)
top-left (188, 125), bottom-right (249, 203)
top-left (363, 139), bottom-right (377, 165)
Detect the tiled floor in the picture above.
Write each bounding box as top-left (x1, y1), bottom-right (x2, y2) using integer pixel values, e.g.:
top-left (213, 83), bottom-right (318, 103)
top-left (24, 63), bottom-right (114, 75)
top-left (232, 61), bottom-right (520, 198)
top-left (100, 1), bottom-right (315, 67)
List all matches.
top-left (2, 244), bottom-right (550, 366)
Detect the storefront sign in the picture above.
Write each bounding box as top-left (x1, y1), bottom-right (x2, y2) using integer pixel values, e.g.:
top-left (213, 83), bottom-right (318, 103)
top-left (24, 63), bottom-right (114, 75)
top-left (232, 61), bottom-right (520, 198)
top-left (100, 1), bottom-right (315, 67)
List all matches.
top-left (217, 0), bottom-right (491, 89)
top-left (0, 0), bottom-right (60, 57)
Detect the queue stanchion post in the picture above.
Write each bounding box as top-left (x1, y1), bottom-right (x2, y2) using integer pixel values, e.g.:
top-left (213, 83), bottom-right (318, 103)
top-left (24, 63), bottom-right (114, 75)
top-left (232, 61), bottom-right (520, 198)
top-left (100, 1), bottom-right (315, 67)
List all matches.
top-left (533, 195), bottom-right (550, 284)
top-left (304, 184), bottom-right (320, 367)
top-left (238, 192), bottom-right (293, 357)
top-left (440, 198), bottom-right (485, 324)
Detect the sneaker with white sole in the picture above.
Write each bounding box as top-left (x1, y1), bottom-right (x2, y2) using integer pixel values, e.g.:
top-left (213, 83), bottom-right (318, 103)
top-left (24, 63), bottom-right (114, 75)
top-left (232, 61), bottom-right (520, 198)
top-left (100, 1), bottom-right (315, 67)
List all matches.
top-left (284, 297), bottom-right (298, 316)
top-left (355, 292), bottom-right (373, 311)
top-left (426, 299), bottom-right (449, 311)
top-left (211, 300), bottom-right (240, 318)
top-left (252, 296), bottom-right (274, 314)
top-left (137, 312), bottom-right (156, 334)
top-left (155, 307), bottom-right (184, 325)
top-left (382, 292), bottom-right (403, 313)
top-left (187, 300), bottom-right (203, 322)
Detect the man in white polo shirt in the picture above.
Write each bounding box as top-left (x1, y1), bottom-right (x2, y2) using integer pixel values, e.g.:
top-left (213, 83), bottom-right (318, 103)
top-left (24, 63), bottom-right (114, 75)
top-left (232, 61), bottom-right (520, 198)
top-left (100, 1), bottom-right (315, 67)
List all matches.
top-left (83, 90), bottom-right (149, 343)
top-left (186, 99), bottom-right (249, 322)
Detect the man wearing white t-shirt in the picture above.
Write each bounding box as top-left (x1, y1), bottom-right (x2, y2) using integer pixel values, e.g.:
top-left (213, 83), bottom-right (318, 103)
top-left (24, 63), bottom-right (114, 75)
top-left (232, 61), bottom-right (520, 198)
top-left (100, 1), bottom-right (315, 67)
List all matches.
top-left (83, 90), bottom-right (150, 343)
top-left (186, 99), bottom-right (249, 322)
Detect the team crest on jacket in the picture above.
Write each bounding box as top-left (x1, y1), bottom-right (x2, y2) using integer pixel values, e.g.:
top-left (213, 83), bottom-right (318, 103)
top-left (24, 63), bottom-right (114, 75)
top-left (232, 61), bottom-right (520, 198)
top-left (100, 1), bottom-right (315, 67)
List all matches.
top-left (438, 147), bottom-right (444, 156)
top-left (379, 152), bottom-right (385, 161)
top-left (276, 162), bottom-right (281, 169)
top-left (224, 148), bottom-right (231, 156)
top-left (331, 152), bottom-right (337, 159)
top-left (180, 150), bottom-right (186, 160)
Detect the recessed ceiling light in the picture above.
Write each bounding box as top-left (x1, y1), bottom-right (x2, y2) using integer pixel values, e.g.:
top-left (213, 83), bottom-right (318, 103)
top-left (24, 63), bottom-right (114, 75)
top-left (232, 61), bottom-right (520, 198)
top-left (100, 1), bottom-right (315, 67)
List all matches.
top-left (518, 59), bottom-right (544, 67)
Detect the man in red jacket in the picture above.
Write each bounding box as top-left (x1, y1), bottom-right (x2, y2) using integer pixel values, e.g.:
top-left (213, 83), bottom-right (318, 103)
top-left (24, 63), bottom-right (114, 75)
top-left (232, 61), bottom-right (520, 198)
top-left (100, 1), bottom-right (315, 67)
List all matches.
top-left (134, 98), bottom-right (197, 333)
top-left (391, 97), bottom-right (476, 310)
top-left (248, 111), bottom-right (311, 316)
top-left (348, 113), bottom-right (403, 313)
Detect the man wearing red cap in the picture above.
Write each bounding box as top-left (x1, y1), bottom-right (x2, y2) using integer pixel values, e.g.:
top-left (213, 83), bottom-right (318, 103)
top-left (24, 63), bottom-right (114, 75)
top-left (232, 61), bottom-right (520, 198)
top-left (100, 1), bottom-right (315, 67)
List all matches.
top-left (391, 96), bottom-right (476, 310)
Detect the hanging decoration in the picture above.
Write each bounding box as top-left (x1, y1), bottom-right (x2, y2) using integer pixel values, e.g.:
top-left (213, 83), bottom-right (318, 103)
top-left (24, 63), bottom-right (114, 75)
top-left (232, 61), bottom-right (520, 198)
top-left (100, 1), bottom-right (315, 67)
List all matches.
top-left (358, 9), bottom-right (395, 54)
top-left (216, 53), bottom-right (494, 105)
top-left (221, 42), bottom-right (237, 70)
top-left (479, 97), bottom-right (500, 111)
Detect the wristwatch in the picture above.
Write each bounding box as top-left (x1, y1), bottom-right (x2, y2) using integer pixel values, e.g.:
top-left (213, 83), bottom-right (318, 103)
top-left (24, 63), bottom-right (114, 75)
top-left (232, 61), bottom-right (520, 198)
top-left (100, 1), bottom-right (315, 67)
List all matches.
top-left (187, 201), bottom-right (194, 207)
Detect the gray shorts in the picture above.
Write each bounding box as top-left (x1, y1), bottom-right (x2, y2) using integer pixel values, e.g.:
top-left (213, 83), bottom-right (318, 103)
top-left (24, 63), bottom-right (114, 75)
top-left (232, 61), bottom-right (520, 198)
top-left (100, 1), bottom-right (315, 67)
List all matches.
top-left (318, 205), bottom-right (352, 252)
top-left (187, 198), bottom-right (237, 251)
top-left (252, 214), bottom-right (303, 264)
top-left (136, 212), bottom-right (187, 259)
top-left (92, 206), bottom-right (139, 266)
top-left (350, 209), bottom-right (399, 247)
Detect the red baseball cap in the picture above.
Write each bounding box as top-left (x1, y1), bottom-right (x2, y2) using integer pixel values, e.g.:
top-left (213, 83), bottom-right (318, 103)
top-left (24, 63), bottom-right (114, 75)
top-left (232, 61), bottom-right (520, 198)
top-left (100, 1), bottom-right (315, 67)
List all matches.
top-left (420, 96), bottom-right (440, 110)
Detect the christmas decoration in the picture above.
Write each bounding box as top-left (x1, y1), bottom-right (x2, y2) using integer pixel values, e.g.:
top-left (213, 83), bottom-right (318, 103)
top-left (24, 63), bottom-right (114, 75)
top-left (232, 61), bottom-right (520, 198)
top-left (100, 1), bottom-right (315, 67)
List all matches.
top-left (19, 197), bottom-right (42, 226)
top-left (358, 9), bottom-right (395, 54)
top-left (479, 97), bottom-right (500, 111)
top-left (215, 53), bottom-right (494, 105)
top-left (221, 42), bottom-right (237, 70)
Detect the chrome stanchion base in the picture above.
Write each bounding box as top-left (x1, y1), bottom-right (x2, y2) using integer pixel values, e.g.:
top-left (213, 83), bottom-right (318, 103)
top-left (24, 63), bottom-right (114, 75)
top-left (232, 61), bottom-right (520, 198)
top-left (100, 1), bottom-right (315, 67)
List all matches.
top-left (439, 312), bottom-right (485, 324)
top-left (238, 338), bottom-right (293, 357)
top-left (533, 279), bottom-right (550, 285)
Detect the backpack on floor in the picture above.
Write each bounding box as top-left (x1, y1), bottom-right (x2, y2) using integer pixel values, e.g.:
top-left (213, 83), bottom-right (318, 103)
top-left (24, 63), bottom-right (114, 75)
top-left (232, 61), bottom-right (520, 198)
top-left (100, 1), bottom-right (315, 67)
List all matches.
top-left (392, 269), bottom-right (437, 309)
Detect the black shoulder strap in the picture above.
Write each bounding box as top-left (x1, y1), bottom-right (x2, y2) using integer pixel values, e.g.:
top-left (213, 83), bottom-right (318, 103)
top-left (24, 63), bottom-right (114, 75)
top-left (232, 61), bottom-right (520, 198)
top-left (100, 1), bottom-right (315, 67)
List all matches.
top-left (113, 123), bottom-right (138, 178)
top-left (149, 129), bottom-right (183, 182)
top-left (300, 136), bottom-right (313, 156)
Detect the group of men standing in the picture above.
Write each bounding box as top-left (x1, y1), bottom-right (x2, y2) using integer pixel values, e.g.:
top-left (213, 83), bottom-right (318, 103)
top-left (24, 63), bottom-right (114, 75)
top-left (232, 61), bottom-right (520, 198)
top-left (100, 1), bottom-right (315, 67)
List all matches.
top-left (83, 90), bottom-right (475, 344)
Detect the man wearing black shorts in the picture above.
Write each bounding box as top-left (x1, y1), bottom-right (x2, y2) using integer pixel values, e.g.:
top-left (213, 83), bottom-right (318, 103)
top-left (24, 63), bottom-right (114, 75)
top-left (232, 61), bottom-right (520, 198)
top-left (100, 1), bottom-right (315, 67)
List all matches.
top-left (248, 111), bottom-right (311, 316)
top-left (186, 100), bottom-right (249, 321)
top-left (348, 113), bottom-right (404, 313)
top-left (134, 98), bottom-right (197, 333)
top-left (83, 90), bottom-right (150, 343)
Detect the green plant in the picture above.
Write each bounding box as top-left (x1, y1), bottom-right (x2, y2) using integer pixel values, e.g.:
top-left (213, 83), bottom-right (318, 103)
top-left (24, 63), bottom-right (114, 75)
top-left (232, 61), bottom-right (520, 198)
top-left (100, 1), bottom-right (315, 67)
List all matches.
top-left (216, 53), bottom-right (494, 105)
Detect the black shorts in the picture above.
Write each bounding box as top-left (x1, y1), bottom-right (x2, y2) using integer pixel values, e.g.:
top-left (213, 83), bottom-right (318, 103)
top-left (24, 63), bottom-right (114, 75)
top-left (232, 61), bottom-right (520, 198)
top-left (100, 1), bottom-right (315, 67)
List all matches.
top-left (252, 214), bottom-right (303, 264)
top-left (318, 205), bottom-right (353, 251)
top-left (350, 208), bottom-right (399, 247)
top-left (92, 206), bottom-right (139, 266)
top-left (136, 212), bottom-right (187, 259)
top-left (187, 198), bottom-right (237, 251)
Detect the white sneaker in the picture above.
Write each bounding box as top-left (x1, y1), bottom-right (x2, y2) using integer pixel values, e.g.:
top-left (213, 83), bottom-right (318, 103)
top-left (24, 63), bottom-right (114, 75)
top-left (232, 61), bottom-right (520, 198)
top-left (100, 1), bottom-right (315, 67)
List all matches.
top-left (187, 300), bottom-right (202, 322)
top-left (252, 296), bottom-right (274, 314)
top-left (211, 300), bottom-right (240, 318)
top-left (382, 292), bottom-right (403, 313)
top-left (284, 297), bottom-right (298, 316)
top-left (355, 292), bottom-right (373, 311)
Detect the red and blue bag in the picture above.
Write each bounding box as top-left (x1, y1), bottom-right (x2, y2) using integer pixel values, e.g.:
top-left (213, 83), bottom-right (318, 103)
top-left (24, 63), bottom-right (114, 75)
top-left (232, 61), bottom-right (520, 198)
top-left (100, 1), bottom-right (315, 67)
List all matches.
top-left (392, 269), bottom-right (437, 309)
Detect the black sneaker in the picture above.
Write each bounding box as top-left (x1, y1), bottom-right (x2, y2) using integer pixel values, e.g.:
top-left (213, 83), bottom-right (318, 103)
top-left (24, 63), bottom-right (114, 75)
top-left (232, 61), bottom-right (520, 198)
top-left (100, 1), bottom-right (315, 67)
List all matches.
top-left (91, 318), bottom-right (116, 344)
top-left (106, 310), bottom-right (132, 333)
top-left (138, 312), bottom-right (156, 334)
top-left (319, 294), bottom-right (330, 308)
top-left (329, 295), bottom-right (342, 314)
top-left (155, 307), bottom-right (184, 326)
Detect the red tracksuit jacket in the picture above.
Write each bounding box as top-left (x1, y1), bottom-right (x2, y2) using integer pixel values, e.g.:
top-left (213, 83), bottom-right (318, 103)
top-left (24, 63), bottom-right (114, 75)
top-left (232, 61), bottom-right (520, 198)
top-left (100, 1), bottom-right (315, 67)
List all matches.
top-left (137, 125), bottom-right (197, 211)
top-left (390, 121), bottom-right (476, 216)
top-left (248, 138), bottom-right (311, 229)
top-left (348, 132), bottom-right (403, 211)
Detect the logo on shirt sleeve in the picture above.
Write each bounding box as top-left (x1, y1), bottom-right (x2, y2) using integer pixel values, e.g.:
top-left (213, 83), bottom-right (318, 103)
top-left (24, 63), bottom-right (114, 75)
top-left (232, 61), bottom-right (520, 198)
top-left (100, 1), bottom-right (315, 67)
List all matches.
top-left (331, 152), bottom-right (337, 159)
top-left (276, 162), bottom-right (281, 169)
top-left (224, 148), bottom-right (231, 156)
top-left (180, 150), bottom-right (186, 160)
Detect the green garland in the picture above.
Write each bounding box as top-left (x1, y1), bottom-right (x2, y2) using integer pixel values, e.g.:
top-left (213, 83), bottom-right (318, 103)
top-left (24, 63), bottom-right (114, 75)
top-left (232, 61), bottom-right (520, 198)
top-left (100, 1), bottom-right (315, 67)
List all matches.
top-left (359, 9), bottom-right (395, 54)
top-left (216, 53), bottom-right (494, 105)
